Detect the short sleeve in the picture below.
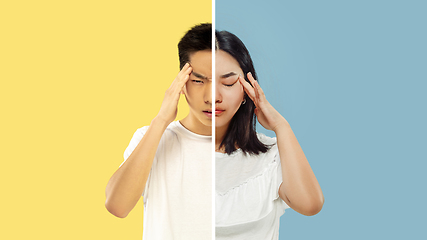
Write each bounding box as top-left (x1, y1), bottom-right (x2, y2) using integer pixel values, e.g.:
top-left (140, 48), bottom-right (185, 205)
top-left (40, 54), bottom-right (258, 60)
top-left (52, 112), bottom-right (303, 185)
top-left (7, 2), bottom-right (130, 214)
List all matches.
top-left (120, 126), bottom-right (151, 198)
top-left (122, 126), bottom-right (150, 163)
top-left (272, 149), bottom-right (290, 212)
top-left (257, 133), bottom-right (290, 212)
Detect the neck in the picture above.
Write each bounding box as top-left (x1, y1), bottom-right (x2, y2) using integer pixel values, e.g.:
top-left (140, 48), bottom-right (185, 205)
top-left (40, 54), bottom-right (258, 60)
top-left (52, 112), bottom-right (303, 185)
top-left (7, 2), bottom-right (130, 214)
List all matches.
top-left (180, 114), bottom-right (211, 136)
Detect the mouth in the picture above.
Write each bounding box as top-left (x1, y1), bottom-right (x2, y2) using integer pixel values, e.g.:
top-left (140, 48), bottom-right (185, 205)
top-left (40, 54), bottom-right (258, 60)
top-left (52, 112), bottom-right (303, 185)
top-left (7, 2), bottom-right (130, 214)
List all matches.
top-left (215, 108), bottom-right (225, 115)
top-left (203, 109), bottom-right (212, 118)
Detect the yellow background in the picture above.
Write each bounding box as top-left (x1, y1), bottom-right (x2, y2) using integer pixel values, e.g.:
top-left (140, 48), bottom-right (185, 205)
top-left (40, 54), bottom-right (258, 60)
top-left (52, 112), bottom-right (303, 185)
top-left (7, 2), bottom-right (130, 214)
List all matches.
top-left (0, 1), bottom-right (211, 239)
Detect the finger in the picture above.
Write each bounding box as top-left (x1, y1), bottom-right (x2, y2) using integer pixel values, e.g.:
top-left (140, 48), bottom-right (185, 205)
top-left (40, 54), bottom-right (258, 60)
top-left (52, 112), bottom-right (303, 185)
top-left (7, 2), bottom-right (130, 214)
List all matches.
top-left (253, 80), bottom-right (261, 102)
top-left (247, 72), bottom-right (261, 102)
top-left (246, 72), bottom-right (261, 102)
top-left (180, 66), bottom-right (192, 80)
top-left (247, 72), bottom-right (257, 88)
top-left (248, 72), bottom-right (265, 103)
top-left (170, 65), bottom-right (192, 95)
top-left (253, 81), bottom-right (261, 101)
top-left (254, 81), bottom-right (266, 102)
top-left (178, 66), bottom-right (192, 85)
top-left (177, 62), bottom-right (191, 79)
top-left (238, 75), bottom-right (256, 102)
top-left (181, 62), bottom-right (190, 72)
top-left (179, 71), bottom-right (191, 86)
top-left (178, 68), bottom-right (192, 93)
top-left (238, 75), bottom-right (255, 96)
top-left (174, 75), bottom-right (190, 104)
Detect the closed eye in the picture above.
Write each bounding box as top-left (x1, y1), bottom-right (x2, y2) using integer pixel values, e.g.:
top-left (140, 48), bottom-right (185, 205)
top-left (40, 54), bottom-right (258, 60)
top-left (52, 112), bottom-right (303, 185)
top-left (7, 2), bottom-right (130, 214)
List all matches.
top-left (191, 79), bottom-right (204, 84)
top-left (223, 77), bottom-right (239, 87)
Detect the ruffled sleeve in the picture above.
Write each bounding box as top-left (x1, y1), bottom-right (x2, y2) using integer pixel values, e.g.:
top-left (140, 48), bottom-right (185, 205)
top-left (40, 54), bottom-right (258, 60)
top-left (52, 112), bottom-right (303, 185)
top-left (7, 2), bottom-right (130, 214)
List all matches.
top-left (271, 146), bottom-right (291, 214)
top-left (258, 133), bottom-right (290, 213)
top-left (215, 133), bottom-right (289, 227)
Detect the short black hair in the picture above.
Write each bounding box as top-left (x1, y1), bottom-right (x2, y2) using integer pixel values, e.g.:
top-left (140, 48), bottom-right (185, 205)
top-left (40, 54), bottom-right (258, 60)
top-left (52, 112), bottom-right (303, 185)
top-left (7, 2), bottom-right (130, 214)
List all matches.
top-left (215, 30), bottom-right (270, 155)
top-left (178, 23), bottom-right (212, 69)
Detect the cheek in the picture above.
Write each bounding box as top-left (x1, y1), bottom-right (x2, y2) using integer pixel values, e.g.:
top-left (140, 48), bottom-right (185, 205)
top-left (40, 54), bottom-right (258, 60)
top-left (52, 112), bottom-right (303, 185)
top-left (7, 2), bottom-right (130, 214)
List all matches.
top-left (185, 83), bottom-right (195, 99)
top-left (185, 83), bottom-right (203, 103)
top-left (224, 87), bottom-right (244, 108)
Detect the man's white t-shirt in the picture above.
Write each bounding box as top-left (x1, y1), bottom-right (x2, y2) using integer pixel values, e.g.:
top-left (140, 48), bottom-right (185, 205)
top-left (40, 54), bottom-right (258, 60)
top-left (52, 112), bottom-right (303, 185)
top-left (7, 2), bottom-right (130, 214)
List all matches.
top-left (215, 133), bottom-right (289, 240)
top-left (123, 121), bottom-right (212, 240)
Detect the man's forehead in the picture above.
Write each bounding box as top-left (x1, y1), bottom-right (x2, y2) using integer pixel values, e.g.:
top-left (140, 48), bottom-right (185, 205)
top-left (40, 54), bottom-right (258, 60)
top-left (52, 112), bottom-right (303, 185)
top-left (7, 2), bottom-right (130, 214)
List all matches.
top-left (191, 71), bottom-right (212, 80)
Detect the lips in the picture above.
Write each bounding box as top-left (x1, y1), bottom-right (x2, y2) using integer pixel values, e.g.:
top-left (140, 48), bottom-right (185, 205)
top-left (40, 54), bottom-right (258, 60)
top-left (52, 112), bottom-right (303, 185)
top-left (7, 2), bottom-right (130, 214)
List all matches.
top-left (203, 108), bottom-right (225, 117)
top-left (203, 109), bottom-right (212, 118)
top-left (215, 108), bottom-right (225, 115)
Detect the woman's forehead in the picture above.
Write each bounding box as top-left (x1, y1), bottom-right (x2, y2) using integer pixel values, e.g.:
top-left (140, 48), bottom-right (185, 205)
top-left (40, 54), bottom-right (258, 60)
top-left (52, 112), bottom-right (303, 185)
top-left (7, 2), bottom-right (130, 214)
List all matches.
top-left (219, 71), bottom-right (238, 79)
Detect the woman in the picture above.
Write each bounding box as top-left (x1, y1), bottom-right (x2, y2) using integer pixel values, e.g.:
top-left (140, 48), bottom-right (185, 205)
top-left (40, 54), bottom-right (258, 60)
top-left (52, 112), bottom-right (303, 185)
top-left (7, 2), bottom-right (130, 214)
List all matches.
top-left (215, 30), bottom-right (324, 239)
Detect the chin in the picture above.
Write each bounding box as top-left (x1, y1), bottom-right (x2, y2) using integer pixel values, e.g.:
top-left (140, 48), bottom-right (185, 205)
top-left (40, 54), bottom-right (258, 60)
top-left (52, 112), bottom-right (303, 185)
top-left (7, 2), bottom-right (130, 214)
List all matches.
top-left (202, 122), bottom-right (212, 127)
top-left (214, 119), bottom-right (228, 128)
top-left (199, 118), bottom-right (212, 127)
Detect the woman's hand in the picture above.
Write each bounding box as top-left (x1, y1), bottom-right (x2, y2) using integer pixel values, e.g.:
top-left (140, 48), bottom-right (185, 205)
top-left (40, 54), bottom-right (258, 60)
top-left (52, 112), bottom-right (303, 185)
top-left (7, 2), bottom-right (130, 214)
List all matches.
top-left (240, 72), bottom-right (324, 216)
top-left (155, 63), bottom-right (192, 126)
top-left (238, 72), bottom-right (288, 132)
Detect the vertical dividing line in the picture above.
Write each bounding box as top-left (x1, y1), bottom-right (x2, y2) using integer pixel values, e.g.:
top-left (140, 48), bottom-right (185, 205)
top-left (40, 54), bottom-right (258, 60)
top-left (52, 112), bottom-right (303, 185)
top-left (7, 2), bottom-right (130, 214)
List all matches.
top-left (211, 0), bottom-right (216, 238)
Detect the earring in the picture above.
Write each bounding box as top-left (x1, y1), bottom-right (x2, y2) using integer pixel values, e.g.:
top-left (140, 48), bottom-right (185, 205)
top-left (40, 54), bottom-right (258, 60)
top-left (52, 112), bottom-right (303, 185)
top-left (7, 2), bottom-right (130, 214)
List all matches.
top-left (242, 99), bottom-right (246, 105)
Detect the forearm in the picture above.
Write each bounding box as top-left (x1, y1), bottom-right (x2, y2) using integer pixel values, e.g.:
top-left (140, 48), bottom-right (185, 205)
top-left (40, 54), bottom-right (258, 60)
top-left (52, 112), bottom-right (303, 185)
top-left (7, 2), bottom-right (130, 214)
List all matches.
top-left (275, 122), bottom-right (324, 216)
top-left (105, 117), bottom-right (168, 218)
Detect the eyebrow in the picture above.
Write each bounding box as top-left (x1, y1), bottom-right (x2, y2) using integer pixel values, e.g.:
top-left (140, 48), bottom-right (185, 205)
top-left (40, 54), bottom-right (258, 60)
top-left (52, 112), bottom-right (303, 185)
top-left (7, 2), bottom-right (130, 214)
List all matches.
top-left (191, 72), bottom-right (210, 80)
top-left (220, 72), bottom-right (238, 78)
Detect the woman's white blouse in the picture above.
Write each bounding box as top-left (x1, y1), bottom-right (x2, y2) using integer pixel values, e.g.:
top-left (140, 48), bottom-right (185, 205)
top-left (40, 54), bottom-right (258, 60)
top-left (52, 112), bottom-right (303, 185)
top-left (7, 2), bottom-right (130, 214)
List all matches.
top-left (215, 133), bottom-right (289, 240)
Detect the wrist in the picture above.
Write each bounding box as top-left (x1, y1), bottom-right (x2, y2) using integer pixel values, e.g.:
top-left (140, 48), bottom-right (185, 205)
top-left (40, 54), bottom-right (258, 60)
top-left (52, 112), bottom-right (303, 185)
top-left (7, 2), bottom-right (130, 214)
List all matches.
top-left (151, 116), bottom-right (171, 130)
top-left (272, 118), bottom-right (290, 133)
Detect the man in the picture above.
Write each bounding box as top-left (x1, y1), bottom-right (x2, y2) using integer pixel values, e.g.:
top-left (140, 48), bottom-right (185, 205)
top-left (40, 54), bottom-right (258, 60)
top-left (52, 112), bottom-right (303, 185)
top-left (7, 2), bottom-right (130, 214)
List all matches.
top-left (105, 23), bottom-right (213, 240)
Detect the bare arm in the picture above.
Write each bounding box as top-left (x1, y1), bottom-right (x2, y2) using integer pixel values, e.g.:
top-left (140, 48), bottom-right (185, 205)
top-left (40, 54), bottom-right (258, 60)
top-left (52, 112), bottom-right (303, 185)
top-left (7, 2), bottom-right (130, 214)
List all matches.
top-left (105, 118), bottom-right (168, 218)
top-left (239, 73), bottom-right (324, 216)
top-left (105, 63), bottom-right (192, 218)
top-left (275, 123), bottom-right (324, 216)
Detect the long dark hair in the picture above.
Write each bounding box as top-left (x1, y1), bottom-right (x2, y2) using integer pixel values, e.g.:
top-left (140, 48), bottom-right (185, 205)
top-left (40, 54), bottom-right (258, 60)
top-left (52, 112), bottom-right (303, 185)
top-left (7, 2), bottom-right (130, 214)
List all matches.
top-left (215, 30), bottom-right (270, 155)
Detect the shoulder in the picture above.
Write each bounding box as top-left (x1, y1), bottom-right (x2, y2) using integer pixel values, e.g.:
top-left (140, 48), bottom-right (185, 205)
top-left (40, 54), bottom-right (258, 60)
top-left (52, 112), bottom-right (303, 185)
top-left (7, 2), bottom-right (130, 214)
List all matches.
top-left (252, 132), bottom-right (279, 164)
top-left (123, 122), bottom-right (180, 161)
top-left (165, 121), bottom-right (181, 133)
top-left (127, 122), bottom-right (181, 148)
top-left (134, 121), bottom-right (180, 138)
top-left (256, 132), bottom-right (277, 147)
top-left (134, 125), bottom-right (150, 135)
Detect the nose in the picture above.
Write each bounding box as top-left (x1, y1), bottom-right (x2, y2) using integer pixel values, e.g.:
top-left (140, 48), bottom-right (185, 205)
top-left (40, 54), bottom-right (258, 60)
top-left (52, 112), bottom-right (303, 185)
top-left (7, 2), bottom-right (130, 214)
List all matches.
top-left (204, 81), bottom-right (213, 104)
top-left (215, 81), bottom-right (222, 104)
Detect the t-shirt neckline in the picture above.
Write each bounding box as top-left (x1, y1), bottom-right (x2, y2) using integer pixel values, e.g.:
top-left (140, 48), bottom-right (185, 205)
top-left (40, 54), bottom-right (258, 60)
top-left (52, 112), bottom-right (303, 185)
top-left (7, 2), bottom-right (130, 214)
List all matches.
top-left (174, 121), bottom-right (212, 140)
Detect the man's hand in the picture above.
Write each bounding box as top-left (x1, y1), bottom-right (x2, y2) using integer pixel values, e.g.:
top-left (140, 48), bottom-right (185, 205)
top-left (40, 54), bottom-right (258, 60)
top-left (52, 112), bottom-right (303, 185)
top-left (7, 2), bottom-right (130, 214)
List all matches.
top-left (155, 63), bottom-right (192, 125)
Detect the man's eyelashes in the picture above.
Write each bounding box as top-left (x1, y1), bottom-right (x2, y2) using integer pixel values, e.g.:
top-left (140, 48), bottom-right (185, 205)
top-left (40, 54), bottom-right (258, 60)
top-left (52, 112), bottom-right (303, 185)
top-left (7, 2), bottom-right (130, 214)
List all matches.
top-left (191, 79), bottom-right (204, 84)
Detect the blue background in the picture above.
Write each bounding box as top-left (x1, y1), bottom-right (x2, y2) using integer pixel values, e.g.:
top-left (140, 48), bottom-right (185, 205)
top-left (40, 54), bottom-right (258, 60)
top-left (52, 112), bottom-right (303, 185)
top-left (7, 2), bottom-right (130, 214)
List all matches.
top-left (216, 0), bottom-right (426, 239)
